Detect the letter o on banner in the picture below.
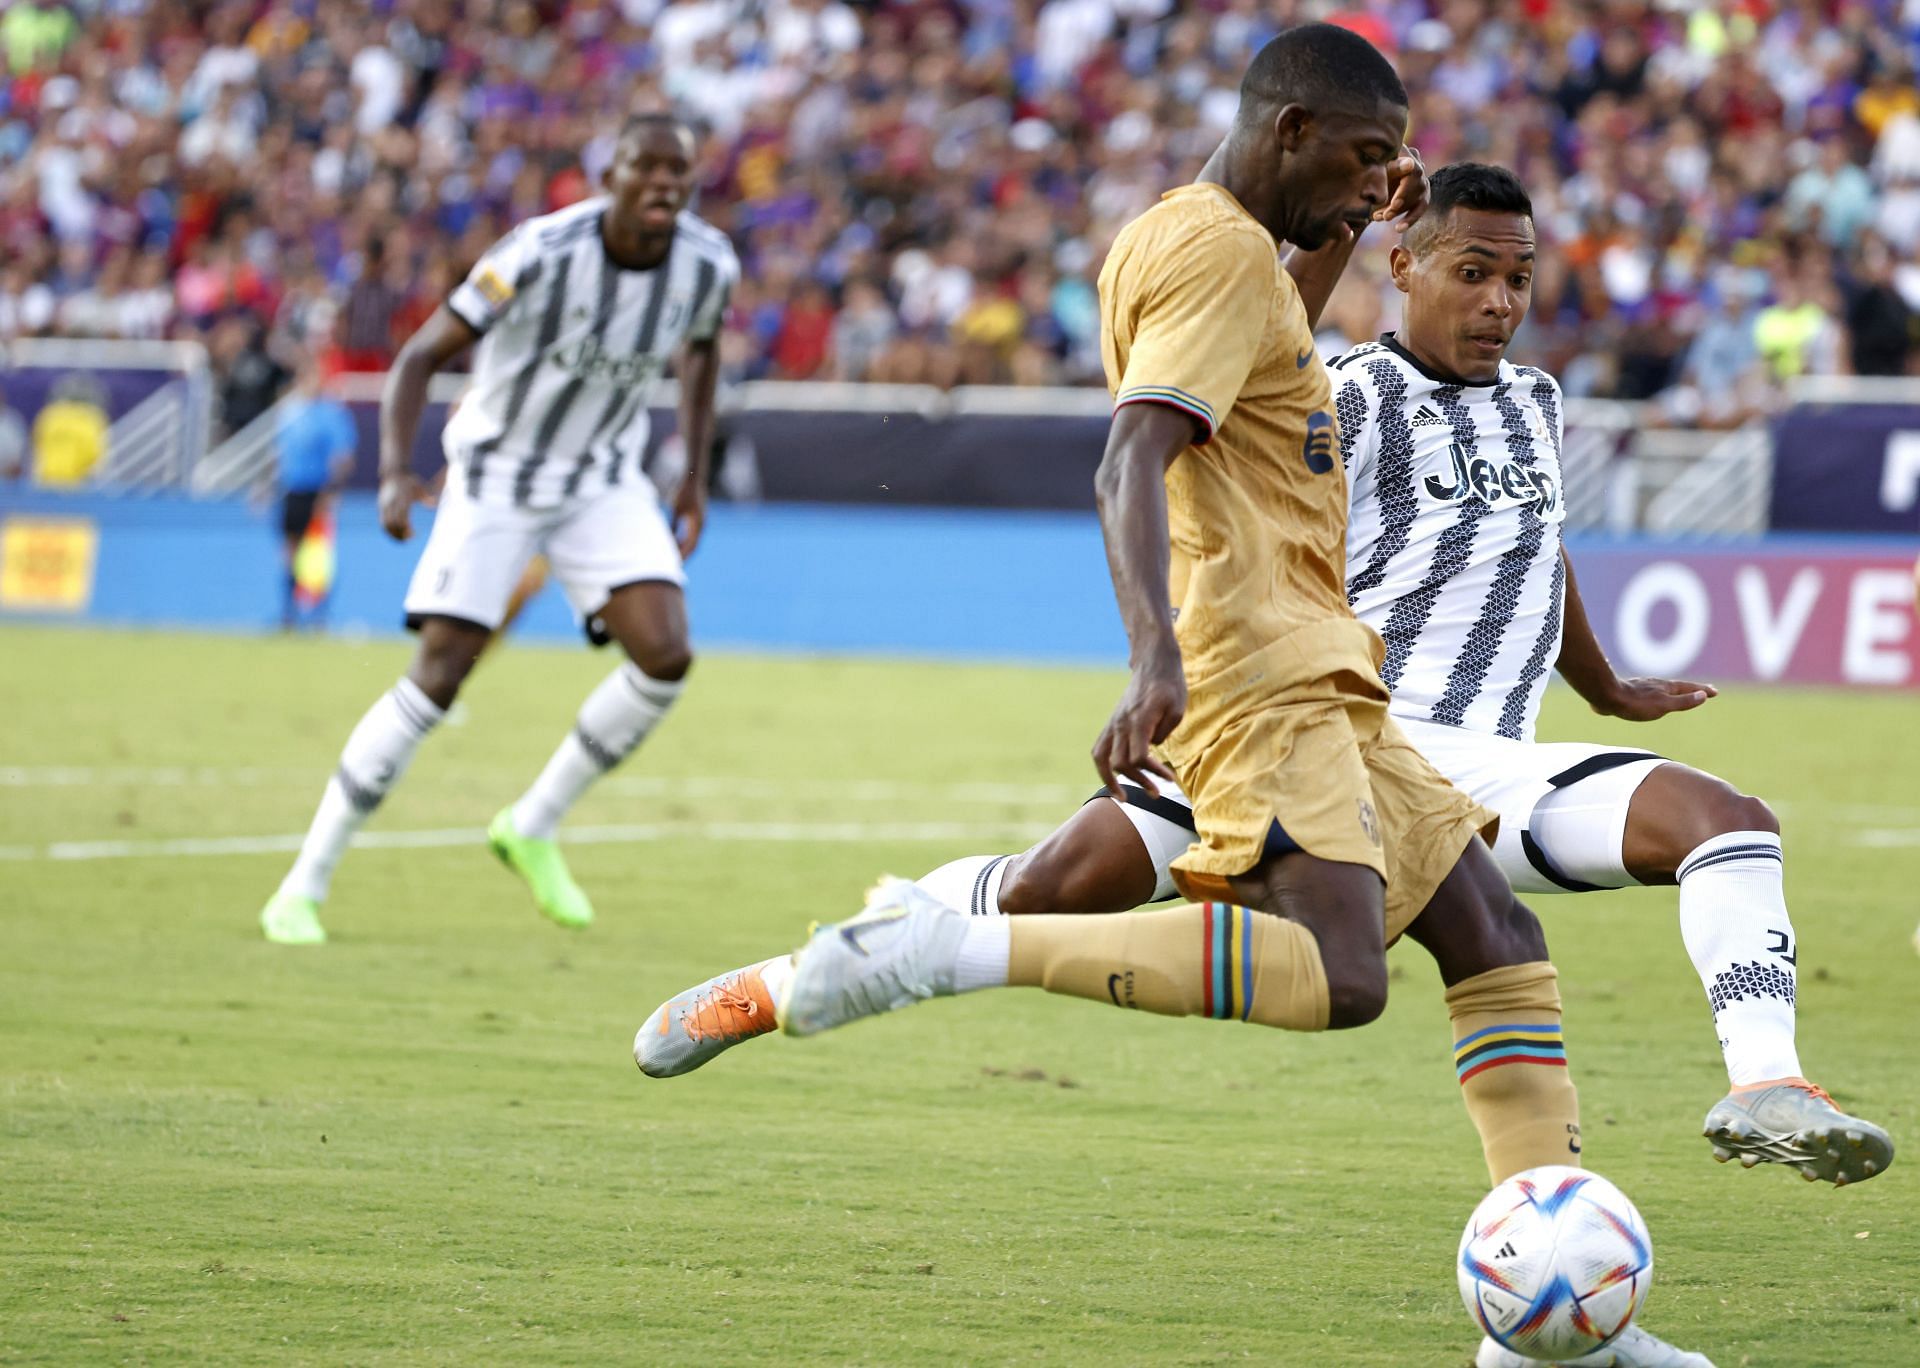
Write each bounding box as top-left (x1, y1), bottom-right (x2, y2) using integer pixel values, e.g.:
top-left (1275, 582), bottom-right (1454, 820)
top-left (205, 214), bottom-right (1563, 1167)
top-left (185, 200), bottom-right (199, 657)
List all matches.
top-left (1615, 562), bottom-right (1710, 676)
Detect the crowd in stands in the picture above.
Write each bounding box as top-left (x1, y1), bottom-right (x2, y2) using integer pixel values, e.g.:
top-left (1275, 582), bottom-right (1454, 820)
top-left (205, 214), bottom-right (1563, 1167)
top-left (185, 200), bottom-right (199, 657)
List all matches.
top-left (1, 0), bottom-right (1918, 438)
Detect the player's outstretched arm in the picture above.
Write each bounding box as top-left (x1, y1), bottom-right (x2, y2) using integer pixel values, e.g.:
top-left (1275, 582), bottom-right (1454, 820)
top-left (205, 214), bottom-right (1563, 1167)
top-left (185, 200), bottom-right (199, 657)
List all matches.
top-left (1091, 403), bottom-right (1197, 799)
top-left (672, 335), bottom-right (721, 560)
top-left (378, 306), bottom-right (478, 541)
top-left (1556, 548), bottom-right (1717, 720)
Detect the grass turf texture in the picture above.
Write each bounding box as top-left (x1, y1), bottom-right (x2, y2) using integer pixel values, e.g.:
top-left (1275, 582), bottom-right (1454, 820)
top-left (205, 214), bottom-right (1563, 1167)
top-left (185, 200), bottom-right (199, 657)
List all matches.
top-left (2, 624), bottom-right (1916, 1366)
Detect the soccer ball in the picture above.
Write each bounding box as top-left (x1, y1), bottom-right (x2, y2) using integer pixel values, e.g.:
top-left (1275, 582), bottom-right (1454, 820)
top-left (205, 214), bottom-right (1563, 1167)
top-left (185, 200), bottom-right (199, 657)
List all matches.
top-left (1457, 1165), bottom-right (1653, 1362)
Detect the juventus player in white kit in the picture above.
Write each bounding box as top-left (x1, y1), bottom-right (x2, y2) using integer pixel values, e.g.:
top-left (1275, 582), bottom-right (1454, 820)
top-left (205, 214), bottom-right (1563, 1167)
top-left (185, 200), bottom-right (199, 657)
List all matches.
top-left (260, 114), bottom-right (739, 945)
top-left (636, 167), bottom-right (1891, 1197)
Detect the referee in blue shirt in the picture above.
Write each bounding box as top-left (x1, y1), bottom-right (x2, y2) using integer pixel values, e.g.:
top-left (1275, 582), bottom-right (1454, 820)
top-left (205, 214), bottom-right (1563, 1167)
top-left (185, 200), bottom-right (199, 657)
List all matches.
top-left (275, 358), bottom-right (358, 626)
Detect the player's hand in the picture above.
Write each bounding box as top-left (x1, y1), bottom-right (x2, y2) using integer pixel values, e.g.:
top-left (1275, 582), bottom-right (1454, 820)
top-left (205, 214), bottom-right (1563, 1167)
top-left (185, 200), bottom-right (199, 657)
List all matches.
top-left (1592, 675), bottom-right (1717, 722)
top-left (378, 473), bottom-right (433, 541)
top-left (673, 485), bottom-right (706, 560)
top-left (1093, 648), bottom-right (1186, 801)
top-left (1375, 146), bottom-right (1429, 232)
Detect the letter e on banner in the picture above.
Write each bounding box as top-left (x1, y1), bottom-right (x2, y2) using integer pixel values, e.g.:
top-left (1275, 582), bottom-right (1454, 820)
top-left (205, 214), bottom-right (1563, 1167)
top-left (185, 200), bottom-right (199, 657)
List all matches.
top-left (1616, 562), bottom-right (1710, 676)
top-left (1735, 566), bottom-right (1822, 681)
top-left (1842, 570), bottom-right (1915, 685)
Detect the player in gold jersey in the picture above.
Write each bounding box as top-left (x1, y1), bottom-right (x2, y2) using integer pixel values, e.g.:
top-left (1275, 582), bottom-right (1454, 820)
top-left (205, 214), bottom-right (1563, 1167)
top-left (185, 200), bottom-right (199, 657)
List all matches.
top-left (640, 22), bottom-right (1591, 1186)
top-left (632, 44), bottom-right (1707, 1346)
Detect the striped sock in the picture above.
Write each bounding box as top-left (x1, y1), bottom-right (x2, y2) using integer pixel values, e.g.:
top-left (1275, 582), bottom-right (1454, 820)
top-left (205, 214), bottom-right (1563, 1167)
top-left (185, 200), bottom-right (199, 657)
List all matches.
top-left (511, 663), bottom-right (682, 839)
top-left (916, 854), bottom-right (1011, 916)
top-left (281, 678), bottom-right (443, 902)
top-left (1447, 962), bottom-right (1582, 1183)
top-left (1005, 902), bottom-right (1329, 1031)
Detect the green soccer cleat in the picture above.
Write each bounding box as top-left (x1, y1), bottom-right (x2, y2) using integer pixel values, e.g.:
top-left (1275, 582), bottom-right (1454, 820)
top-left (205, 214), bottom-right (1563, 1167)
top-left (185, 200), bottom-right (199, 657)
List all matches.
top-left (260, 890), bottom-right (327, 945)
top-left (487, 808), bottom-right (594, 929)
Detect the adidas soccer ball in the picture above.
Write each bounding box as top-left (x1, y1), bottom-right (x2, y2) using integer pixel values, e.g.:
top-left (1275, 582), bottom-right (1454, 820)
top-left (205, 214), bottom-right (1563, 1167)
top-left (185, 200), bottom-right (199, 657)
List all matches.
top-left (1457, 1165), bottom-right (1653, 1362)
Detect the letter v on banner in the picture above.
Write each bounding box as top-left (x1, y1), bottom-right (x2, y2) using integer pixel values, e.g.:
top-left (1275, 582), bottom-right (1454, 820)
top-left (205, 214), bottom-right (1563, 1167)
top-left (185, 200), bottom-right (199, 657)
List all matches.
top-left (1734, 566), bottom-right (1822, 680)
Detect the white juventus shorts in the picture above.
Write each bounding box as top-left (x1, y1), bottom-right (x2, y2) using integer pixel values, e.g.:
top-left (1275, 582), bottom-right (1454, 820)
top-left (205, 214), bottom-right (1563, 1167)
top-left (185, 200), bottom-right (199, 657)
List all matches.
top-left (403, 481), bottom-right (685, 634)
top-left (1109, 715), bottom-right (1669, 901)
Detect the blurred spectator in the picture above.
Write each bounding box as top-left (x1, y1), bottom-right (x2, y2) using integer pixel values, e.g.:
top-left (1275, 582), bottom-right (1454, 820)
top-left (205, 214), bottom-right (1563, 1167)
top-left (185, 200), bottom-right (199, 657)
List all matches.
top-left (30, 373), bottom-right (108, 487)
top-left (338, 238), bottom-right (402, 373)
top-left (829, 278), bottom-right (896, 381)
top-left (1785, 138), bottom-right (1878, 248)
top-left (770, 279), bottom-right (836, 379)
top-left (1754, 270), bottom-right (1840, 382)
top-left (1844, 236), bottom-right (1918, 376)
top-left (1, 0), bottom-right (1916, 415)
top-left (216, 316), bottom-right (291, 439)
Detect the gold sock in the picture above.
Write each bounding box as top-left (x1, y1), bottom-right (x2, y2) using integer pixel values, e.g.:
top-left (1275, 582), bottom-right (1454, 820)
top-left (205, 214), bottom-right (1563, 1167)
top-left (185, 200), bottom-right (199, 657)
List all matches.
top-left (1007, 903), bottom-right (1331, 1031)
top-left (1447, 962), bottom-right (1582, 1183)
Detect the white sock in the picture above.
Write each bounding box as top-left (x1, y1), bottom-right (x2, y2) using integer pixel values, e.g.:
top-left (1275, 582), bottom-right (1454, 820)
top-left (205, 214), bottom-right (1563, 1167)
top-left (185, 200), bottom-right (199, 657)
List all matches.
top-left (1676, 831), bottom-right (1802, 1086)
top-left (953, 916), bottom-right (1011, 993)
top-left (511, 663), bottom-right (682, 839)
top-left (281, 678), bottom-right (443, 902)
top-left (916, 854), bottom-right (1011, 916)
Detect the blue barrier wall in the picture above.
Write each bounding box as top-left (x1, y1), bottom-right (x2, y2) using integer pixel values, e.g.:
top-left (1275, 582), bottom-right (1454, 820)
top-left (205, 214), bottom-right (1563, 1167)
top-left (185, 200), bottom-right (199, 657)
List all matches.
top-left (0, 490), bottom-right (1128, 663)
top-left (5, 491), bottom-right (1915, 683)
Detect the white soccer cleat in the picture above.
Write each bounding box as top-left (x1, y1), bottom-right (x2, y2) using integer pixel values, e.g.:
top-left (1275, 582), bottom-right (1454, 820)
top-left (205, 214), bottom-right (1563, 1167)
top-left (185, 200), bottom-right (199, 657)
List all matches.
top-left (1703, 1078), bottom-right (1893, 1187)
top-left (778, 877), bottom-right (969, 1038)
top-left (1476, 1323), bottom-right (1716, 1367)
top-left (634, 957), bottom-right (786, 1078)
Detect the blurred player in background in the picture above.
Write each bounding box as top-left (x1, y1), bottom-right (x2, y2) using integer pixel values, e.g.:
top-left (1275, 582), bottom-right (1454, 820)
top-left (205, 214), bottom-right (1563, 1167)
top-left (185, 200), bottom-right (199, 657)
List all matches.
top-left (258, 113), bottom-right (739, 945)
top-left (271, 355), bottom-right (356, 629)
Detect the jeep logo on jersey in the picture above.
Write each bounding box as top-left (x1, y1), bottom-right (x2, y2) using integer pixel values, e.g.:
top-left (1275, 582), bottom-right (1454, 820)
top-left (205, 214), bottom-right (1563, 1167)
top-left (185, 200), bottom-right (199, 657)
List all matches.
top-left (1423, 440), bottom-right (1560, 517)
top-left (550, 336), bottom-right (659, 387)
top-left (1302, 410), bottom-right (1335, 474)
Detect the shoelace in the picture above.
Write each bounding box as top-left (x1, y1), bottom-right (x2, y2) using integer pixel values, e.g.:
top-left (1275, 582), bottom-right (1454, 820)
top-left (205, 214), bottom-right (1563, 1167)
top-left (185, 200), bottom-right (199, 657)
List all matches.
top-left (681, 975), bottom-right (770, 1044)
top-left (1788, 1080), bottom-right (1836, 1106)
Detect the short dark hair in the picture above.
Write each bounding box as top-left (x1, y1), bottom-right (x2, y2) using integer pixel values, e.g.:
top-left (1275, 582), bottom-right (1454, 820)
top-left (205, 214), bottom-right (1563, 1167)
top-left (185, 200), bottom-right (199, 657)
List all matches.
top-left (1405, 162), bottom-right (1534, 252)
top-left (1239, 23), bottom-right (1408, 122)
top-left (619, 110), bottom-right (692, 144)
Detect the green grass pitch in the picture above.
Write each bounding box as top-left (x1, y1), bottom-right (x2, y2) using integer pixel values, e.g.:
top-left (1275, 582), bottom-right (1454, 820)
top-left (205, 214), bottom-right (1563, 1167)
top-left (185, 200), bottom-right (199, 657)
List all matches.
top-left (2, 624), bottom-right (1916, 1365)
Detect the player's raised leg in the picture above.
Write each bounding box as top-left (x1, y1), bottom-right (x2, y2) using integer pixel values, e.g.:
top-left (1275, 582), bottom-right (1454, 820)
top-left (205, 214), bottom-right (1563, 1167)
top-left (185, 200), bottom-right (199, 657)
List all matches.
top-left (1617, 762), bottom-right (1892, 1184)
top-left (637, 796), bottom-right (1175, 1076)
top-left (917, 789), bottom-right (1180, 917)
top-left (261, 615), bottom-right (488, 943)
top-left (493, 570), bottom-right (691, 929)
top-left (779, 854), bottom-right (1376, 1040)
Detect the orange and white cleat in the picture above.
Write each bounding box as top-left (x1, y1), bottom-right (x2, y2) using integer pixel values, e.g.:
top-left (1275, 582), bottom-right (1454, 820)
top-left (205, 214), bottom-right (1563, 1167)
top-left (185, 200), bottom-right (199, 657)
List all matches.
top-left (634, 957), bottom-right (788, 1078)
top-left (1704, 1078), bottom-right (1893, 1187)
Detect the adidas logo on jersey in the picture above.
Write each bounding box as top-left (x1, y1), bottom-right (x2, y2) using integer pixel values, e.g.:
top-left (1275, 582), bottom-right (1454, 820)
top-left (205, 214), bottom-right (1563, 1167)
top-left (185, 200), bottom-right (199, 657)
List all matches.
top-left (1411, 405), bottom-right (1446, 428)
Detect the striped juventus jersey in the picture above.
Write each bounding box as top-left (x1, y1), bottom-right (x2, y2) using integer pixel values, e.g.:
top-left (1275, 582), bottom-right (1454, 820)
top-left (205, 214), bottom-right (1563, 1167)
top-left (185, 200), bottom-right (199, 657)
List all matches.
top-left (442, 198), bottom-right (739, 506)
top-left (1332, 335), bottom-right (1567, 742)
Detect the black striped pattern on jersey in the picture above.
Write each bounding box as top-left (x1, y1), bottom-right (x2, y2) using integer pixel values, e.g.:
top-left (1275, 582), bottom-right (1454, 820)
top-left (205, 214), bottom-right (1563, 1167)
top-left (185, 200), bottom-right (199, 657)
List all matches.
top-left (1429, 381), bottom-right (1544, 726)
top-left (518, 253), bottom-right (622, 506)
top-left (1498, 549), bottom-right (1565, 738)
top-left (466, 252), bottom-right (574, 498)
top-left (1345, 359), bottom-right (1415, 599)
top-left (599, 251), bottom-right (682, 487)
top-left (1495, 370), bottom-right (1569, 737)
top-left (1376, 383), bottom-right (1488, 691)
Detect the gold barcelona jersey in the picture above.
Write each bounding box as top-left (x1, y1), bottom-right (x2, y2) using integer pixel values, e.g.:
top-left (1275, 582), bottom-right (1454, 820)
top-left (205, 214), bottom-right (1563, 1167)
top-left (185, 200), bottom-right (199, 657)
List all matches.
top-left (1100, 182), bottom-right (1383, 720)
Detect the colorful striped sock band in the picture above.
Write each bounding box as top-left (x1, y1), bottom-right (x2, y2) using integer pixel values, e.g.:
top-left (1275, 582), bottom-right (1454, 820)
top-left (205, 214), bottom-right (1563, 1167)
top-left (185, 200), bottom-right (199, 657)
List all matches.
top-left (1201, 903), bottom-right (1255, 1021)
top-left (1454, 1022), bottom-right (1567, 1084)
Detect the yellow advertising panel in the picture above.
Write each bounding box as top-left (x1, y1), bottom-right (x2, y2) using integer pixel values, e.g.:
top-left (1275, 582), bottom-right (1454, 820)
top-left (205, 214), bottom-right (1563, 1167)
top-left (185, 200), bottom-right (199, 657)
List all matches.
top-left (0, 517), bottom-right (99, 612)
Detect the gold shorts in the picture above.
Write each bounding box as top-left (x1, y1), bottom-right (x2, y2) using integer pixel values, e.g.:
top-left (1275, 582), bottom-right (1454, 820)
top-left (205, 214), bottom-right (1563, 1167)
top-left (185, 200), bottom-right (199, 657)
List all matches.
top-left (1163, 652), bottom-right (1491, 940)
